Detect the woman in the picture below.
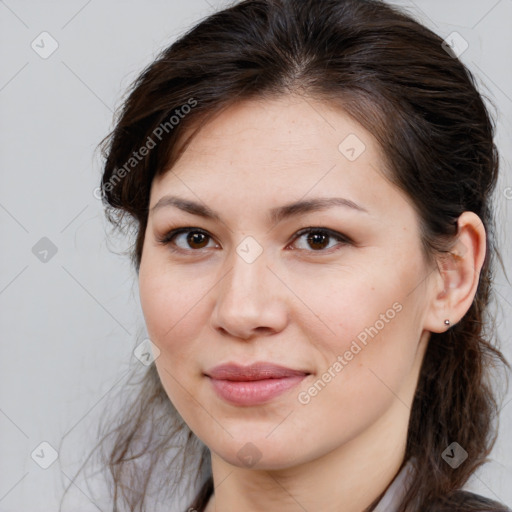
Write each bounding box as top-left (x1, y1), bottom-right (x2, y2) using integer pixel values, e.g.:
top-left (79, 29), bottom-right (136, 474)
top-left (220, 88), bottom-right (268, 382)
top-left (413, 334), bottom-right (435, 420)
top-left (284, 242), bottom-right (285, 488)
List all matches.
top-left (80, 0), bottom-right (511, 510)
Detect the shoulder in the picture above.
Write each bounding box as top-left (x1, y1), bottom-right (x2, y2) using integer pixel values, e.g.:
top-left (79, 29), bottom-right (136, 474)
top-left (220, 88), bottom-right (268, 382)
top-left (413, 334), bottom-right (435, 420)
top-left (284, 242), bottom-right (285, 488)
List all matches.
top-left (425, 490), bottom-right (511, 512)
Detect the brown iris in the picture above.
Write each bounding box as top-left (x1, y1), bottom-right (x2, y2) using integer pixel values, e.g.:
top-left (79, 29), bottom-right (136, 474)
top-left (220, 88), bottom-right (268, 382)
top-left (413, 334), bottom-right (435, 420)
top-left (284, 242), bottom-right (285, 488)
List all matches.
top-left (187, 231), bottom-right (209, 249)
top-left (307, 232), bottom-right (329, 250)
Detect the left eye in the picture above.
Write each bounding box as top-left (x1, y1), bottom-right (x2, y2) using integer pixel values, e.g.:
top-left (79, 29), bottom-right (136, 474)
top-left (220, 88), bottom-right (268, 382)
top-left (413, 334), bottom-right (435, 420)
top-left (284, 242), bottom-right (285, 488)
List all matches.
top-left (290, 228), bottom-right (351, 252)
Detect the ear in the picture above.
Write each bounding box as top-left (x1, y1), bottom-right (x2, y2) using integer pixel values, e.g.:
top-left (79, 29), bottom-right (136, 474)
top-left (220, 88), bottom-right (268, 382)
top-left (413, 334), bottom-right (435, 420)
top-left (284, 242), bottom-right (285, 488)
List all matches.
top-left (423, 211), bottom-right (487, 333)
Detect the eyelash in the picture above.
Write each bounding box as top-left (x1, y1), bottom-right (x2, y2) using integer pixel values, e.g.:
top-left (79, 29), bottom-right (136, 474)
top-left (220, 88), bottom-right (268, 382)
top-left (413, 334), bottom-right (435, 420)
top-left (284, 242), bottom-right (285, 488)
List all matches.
top-left (156, 226), bottom-right (353, 255)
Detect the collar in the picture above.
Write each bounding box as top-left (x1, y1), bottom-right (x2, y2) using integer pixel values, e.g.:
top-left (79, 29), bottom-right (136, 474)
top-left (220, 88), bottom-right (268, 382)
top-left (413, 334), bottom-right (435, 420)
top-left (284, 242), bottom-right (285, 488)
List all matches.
top-left (372, 459), bottom-right (416, 512)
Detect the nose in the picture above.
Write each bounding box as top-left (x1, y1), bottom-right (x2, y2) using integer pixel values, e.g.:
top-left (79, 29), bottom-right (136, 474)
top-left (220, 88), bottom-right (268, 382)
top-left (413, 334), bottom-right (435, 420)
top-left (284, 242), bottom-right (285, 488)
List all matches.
top-left (210, 249), bottom-right (289, 341)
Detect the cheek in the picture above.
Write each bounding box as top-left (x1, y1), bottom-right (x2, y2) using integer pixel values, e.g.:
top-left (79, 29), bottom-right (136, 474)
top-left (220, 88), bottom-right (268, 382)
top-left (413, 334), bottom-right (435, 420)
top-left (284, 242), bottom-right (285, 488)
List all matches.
top-left (294, 299), bottom-right (417, 452)
top-left (295, 254), bottom-right (424, 392)
top-left (293, 263), bottom-right (407, 348)
top-left (138, 265), bottom-right (209, 419)
top-left (138, 259), bottom-right (207, 362)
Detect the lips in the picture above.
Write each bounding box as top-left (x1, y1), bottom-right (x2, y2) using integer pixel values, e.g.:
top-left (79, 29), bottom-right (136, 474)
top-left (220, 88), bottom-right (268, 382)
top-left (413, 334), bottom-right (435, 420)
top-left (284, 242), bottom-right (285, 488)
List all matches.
top-left (205, 362), bottom-right (310, 381)
top-left (205, 362), bottom-right (310, 406)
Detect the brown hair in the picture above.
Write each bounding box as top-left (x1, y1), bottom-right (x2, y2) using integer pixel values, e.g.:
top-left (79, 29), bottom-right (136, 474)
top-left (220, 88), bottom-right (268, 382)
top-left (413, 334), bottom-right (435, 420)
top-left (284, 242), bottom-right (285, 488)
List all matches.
top-left (63, 0), bottom-right (510, 510)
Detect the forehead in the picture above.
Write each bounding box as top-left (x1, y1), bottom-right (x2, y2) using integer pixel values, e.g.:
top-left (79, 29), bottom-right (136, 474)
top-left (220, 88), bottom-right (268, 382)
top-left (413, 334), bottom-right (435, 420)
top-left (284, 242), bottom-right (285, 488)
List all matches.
top-left (150, 95), bottom-right (410, 222)
top-left (174, 97), bottom-right (371, 165)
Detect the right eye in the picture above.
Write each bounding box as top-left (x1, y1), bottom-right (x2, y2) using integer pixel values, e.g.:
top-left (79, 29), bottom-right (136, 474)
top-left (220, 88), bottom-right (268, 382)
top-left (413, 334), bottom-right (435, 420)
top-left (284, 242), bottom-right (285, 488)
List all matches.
top-left (157, 228), bottom-right (219, 253)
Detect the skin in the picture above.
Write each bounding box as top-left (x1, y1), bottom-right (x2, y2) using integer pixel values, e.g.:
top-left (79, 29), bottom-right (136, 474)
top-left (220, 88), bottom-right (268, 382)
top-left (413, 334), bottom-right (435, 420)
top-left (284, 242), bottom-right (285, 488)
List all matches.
top-left (138, 95), bottom-right (486, 512)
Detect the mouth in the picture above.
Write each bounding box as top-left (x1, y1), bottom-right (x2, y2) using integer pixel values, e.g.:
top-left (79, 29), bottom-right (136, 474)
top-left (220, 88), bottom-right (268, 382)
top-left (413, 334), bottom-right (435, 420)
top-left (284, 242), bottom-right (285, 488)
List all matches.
top-left (204, 362), bottom-right (311, 406)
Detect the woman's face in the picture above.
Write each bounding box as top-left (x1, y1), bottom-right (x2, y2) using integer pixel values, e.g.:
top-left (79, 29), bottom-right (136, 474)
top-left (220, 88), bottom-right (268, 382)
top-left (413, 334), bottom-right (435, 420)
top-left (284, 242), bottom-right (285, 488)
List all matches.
top-left (139, 95), bottom-right (437, 470)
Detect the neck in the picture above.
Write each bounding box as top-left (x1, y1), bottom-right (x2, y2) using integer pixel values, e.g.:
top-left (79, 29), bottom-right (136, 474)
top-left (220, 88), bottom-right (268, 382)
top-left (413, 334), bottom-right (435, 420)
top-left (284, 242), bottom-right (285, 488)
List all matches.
top-left (205, 396), bottom-right (411, 512)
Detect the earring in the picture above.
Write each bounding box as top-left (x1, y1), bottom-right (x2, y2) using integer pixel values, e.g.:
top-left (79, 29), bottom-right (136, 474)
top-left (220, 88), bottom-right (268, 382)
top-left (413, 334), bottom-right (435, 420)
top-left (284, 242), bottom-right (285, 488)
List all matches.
top-left (444, 319), bottom-right (451, 326)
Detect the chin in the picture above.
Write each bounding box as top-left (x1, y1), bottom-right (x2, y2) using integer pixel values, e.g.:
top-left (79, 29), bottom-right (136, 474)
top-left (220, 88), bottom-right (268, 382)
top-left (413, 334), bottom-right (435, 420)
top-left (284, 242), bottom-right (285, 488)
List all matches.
top-left (210, 436), bottom-right (308, 471)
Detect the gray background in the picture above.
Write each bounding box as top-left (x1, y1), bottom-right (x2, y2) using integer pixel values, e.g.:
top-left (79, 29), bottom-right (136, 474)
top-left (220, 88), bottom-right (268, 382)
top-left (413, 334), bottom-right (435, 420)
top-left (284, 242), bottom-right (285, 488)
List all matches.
top-left (1, 0), bottom-right (511, 510)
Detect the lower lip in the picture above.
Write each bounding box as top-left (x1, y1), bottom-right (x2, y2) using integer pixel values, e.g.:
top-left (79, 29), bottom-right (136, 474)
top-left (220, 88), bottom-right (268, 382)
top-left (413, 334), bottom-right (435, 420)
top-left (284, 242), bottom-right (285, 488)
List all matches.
top-left (208, 375), bottom-right (308, 406)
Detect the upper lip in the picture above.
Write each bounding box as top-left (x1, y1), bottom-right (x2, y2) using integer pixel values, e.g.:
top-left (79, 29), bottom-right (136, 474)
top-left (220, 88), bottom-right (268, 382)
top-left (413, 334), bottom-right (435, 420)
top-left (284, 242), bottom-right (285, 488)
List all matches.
top-left (205, 362), bottom-right (310, 381)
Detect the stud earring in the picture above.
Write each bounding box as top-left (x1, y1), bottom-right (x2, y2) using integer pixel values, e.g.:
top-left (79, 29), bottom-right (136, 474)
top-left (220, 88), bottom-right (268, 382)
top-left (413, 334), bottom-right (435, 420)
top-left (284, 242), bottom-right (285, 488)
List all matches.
top-left (444, 319), bottom-right (451, 326)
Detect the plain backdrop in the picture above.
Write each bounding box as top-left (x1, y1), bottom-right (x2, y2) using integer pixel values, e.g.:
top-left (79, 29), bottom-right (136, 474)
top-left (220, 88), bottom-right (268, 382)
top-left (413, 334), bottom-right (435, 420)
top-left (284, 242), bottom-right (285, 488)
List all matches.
top-left (0, 1), bottom-right (511, 510)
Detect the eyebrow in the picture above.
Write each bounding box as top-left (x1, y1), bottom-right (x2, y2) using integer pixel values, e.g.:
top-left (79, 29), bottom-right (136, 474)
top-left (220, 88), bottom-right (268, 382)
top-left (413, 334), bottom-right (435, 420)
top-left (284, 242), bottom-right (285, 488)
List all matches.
top-left (150, 195), bottom-right (368, 224)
